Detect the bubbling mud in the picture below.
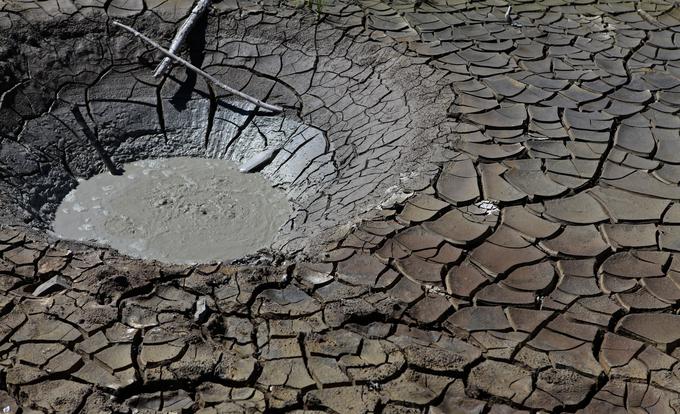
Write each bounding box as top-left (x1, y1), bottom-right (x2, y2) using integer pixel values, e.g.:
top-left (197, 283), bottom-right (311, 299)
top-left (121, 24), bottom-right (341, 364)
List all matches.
top-left (52, 157), bottom-right (291, 264)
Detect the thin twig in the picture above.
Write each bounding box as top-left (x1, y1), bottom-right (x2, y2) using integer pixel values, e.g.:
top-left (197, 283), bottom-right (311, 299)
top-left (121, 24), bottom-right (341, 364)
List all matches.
top-left (112, 20), bottom-right (283, 113)
top-left (153, 0), bottom-right (212, 77)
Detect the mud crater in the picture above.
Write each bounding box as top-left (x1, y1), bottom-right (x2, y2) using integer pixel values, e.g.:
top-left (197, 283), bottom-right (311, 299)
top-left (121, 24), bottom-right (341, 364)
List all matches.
top-left (0, 60), bottom-right (334, 258)
top-left (0, 9), bottom-right (444, 258)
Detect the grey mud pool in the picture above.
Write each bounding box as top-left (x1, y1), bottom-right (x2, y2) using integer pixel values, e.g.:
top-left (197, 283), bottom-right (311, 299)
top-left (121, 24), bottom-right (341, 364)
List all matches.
top-left (52, 157), bottom-right (291, 264)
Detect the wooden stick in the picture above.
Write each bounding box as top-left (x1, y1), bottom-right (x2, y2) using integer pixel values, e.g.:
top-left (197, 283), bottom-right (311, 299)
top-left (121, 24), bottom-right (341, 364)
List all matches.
top-left (638, 8), bottom-right (664, 28)
top-left (153, 0), bottom-right (212, 77)
top-left (112, 20), bottom-right (283, 113)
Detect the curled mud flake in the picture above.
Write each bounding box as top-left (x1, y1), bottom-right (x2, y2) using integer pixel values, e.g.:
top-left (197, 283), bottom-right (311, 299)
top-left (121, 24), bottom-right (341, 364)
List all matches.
top-left (239, 147), bottom-right (281, 173)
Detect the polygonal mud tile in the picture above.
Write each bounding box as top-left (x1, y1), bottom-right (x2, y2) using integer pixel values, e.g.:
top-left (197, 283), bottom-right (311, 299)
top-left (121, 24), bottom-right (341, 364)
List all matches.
top-left (616, 313), bottom-right (680, 351)
top-left (382, 369), bottom-right (452, 405)
top-left (95, 344), bottom-right (133, 371)
top-left (478, 163), bottom-right (527, 203)
top-left (540, 225), bottom-right (609, 257)
top-left (501, 262), bottom-right (555, 291)
top-left (445, 306), bottom-right (511, 334)
top-left (258, 358), bottom-right (315, 389)
top-left (305, 386), bottom-right (380, 414)
top-left (255, 285), bottom-right (321, 317)
top-left (503, 160), bottom-right (569, 198)
top-left (601, 250), bottom-right (667, 279)
top-left (336, 253), bottom-right (396, 288)
top-left (215, 351), bottom-right (256, 383)
top-left (436, 156), bottom-right (480, 205)
top-left (11, 314), bottom-right (81, 343)
top-left (616, 288), bottom-right (671, 311)
top-left (502, 206), bottom-right (561, 239)
top-left (604, 170), bottom-right (680, 200)
top-left (390, 326), bottom-right (480, 373)
top-left (601, 223), bottom-right (658, 249)
top-left (471, 330), bottom-right (528, 359)
top-left (395, 255), bottom-right (445, 284)
top-left (467, 104), bottom-right (527, 128)
top-left (470, 227), bottom-right (545, 276)
top-left (432, 380), bottom-right (485, 414)
top-left (506, 308), bottom-right (553, 333)
top-left (542, 193), bottom-right (609, 224)
top-left (73, 360), bottom-right (136, 391)
top-left (642, 274), bottom-right (680, 303)
top-left (393, 225), bottom-right (446, 253)
top-left (468, 360), bottom-right (532, 404)
top-left (406, 293), bottom-right (452, 324)
top-left (19, 380), bottom-right (91, 413)
top-left (387, 276), bottom-right (423, 304)
top-left (195, 384), bottom-right (265, 412)
top-left (598, 332), bottom-right (645, 375)
top-left (307, 356), bottom-right (349, 386)
top-left (445, 261), bottom-right (490, 298)
top-left (397, 194), bottom-right (449, 224)
top-left (423, 207), bottom-right (496, 246)
top-left (476, 284), bottom-right (537, 306)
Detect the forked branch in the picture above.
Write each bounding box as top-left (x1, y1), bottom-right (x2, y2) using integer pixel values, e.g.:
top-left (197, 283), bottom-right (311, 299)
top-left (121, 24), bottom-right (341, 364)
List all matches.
top-left (112, 20), bottom-right (283, 113)
top-left (153, 0), bottom-right (212, 77)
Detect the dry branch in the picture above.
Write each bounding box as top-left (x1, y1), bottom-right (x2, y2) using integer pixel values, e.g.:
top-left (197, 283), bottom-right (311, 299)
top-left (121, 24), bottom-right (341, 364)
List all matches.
top-left (153, 0), bottom-right (212, 77)
top-left (112, 20), bottom-right (283, 113)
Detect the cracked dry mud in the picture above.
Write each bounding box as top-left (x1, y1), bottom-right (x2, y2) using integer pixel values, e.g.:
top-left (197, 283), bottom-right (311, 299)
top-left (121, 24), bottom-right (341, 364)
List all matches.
top-left (4, 0), bottom-right (680, 413)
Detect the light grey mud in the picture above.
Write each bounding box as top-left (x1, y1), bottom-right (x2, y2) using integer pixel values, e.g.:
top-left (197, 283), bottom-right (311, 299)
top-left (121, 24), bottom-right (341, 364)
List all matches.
top-left (52, 157), bottom-right (290, 264)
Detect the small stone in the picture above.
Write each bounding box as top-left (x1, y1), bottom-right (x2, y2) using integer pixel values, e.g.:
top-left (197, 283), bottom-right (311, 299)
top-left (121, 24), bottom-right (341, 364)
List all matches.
top-left (239, 147), bottom-right (280, 173)
top-left (194, 296), bottom-right (210, 322)
top-left (31, 275), bottom-right (71, 296)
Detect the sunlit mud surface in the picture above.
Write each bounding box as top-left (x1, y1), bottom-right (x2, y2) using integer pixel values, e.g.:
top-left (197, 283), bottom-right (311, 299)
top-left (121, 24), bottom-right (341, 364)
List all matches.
top-left (52, 157), bottom-right (290, 263)
top-left (7, 0), bottom-right (680, 411)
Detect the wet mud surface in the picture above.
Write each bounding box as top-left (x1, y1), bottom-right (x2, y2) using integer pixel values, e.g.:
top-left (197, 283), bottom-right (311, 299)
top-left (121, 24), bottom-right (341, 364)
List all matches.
top-left (3, 0), bottom-right (680, 412)
top-left (52, 157), bottom-right (291, 264)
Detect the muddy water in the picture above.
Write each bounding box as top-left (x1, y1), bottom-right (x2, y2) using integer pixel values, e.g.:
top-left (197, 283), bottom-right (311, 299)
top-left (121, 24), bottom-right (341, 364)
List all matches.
top-left (52, 157), bottom-right (291, 264)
